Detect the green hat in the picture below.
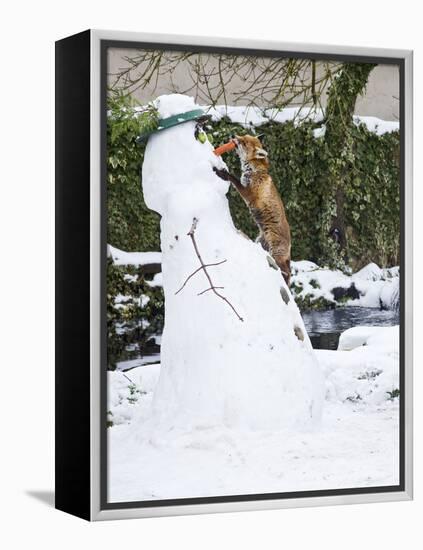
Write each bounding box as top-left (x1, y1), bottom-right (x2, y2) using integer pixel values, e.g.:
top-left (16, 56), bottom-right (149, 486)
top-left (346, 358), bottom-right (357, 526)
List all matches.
top-left (136, 106), bottom-right (211, 142)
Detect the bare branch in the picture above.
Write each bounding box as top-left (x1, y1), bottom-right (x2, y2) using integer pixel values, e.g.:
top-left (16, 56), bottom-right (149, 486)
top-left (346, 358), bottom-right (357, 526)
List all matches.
top-left (175, 259), bottom-right (227, 295)
top-left (108, 50), bottom-right (342, 113)
top-left (176, 218), bottom-right (244, 322)
top-left (197, 286), bottom-right (224, 296)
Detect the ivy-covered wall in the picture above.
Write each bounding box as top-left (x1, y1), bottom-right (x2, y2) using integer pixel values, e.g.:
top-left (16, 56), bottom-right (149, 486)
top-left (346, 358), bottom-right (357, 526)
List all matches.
top-left (107, 95), bottom-right (400, 269)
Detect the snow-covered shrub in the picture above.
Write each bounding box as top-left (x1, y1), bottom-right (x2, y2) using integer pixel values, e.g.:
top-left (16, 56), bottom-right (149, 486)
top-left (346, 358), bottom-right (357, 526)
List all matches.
top-left (107, 259), bottom-right (164, 369)
top-left (291, 260), bottom-right (399, 311)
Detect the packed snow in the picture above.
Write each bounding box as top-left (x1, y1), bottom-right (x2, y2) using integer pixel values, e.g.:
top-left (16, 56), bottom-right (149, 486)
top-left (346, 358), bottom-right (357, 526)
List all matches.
top-left (139, 93), bottom-right (324, 434)
top-left (108, 324), bottom-right (399, 501)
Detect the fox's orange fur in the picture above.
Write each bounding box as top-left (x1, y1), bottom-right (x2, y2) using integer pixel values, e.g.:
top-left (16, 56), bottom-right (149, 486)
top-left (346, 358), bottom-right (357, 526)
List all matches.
top-left (214, 135), bottom-right (291, 285)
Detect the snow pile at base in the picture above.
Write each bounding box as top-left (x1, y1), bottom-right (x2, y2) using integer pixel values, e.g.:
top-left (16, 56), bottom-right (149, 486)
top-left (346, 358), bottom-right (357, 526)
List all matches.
top-left (292, 260), bottom-right (399, 310)
top-left (109, 326), bottom-right (399, 426)
top-left (140, 93), bottom-right (324, 433)
top-left (108, 364), bottom-right (160, 426)
top-left (107, 324), bottom-right (399, 500)
top-left (317, 325), bottom-right (399, 405)
top-left (108, 244), bottom-right (161, 267)
top-left (205, 104), bottom-right (398, 136)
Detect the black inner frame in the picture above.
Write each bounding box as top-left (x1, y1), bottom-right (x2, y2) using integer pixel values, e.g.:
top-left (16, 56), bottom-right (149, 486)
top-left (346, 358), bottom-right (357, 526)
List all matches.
top-left (100, 39), bottom-right (406, 511)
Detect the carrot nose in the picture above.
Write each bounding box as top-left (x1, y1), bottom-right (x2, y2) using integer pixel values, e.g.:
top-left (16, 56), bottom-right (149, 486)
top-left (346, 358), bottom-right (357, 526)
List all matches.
top-left (214, 140), bottom-right (236, 156)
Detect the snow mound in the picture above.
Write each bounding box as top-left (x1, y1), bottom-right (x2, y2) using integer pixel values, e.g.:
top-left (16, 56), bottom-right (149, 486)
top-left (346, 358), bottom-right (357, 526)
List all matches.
top-left (141, 94), bottom-right (324, 433)
top-left (317, 325), bottom-right (399, 405)
top-left (353, 262), bottom-right (384, 281)
top-left (338, 325), bottom-right (399, 353)
top-left (291, 260), bottom-right (319, 274)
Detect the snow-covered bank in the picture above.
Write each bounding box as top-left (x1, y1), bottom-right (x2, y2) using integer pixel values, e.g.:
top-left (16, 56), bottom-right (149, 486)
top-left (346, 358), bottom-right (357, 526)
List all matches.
top-left (108, 324), bottom-right (399, 501)
top-left (318, 325), bottom-right (399, 404)
top-left (292, 260), bottom-right (399, 310)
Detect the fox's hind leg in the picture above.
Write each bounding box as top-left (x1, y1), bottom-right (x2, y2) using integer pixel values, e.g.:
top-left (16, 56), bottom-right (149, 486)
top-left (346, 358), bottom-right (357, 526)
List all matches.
top-left (274, 255), bottom-right (291, 286)
top-left (256, 231), bottom-right (270, 251)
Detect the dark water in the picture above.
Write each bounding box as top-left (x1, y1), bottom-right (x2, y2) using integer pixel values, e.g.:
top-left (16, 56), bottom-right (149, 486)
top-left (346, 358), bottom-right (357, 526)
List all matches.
top-left (115, 306), bottom-right (399, 370)
top-left (303, 306), bottom-right (400, 350)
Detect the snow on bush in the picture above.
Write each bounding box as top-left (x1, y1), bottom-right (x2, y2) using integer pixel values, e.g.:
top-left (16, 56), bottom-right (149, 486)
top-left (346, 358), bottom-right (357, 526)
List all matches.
top-left (291, 260), bottom-right (399, 310)
top-left (206, 104), bottom-right (399, 136)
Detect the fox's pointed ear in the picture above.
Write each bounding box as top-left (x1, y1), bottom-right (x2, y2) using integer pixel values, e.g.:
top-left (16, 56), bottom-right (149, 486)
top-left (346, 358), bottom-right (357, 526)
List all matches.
top-left (255, 147), bottom-right (268, 159)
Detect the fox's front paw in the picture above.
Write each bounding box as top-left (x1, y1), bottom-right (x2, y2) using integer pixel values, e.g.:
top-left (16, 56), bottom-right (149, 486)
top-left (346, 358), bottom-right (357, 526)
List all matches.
top-left (213, 167), bottom-right (230, 181)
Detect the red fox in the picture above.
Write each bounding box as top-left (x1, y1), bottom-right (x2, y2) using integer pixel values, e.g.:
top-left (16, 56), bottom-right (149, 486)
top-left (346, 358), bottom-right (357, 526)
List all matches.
top-left (214, 134), bottom-right (292, 286)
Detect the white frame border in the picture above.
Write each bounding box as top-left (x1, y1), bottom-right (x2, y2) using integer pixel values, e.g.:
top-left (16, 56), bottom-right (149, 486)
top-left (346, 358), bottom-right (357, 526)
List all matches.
top-left (89, 29), bottom-right (413, 521)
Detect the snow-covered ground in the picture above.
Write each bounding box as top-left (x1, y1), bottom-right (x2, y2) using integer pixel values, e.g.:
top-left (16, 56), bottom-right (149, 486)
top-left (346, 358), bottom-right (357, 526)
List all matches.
top-left (108, 324), bottom-right (399, 502)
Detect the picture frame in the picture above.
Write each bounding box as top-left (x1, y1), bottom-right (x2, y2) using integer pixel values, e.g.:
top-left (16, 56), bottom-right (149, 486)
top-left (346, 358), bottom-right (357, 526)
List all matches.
top-left (55, 29), bottom-right (413, 521)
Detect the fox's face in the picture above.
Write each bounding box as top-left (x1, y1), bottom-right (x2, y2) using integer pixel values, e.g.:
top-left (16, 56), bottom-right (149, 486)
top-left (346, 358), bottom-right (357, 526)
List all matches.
top-left (233, 134), bottom-right (269, 166)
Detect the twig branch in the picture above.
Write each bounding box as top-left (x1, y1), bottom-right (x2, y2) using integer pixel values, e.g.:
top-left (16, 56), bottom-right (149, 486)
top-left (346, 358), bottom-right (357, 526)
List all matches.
top-left (176, 218), bottom-right (244, 322)
top-left (197, 286), bottom-right (224, 296)
top-left (175, 260), bottom-right (227, 295)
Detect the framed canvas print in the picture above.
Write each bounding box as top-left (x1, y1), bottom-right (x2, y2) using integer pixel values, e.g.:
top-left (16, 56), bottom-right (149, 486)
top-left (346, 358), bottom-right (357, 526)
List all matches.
top-left (55, 29), bottom-right (413, 521)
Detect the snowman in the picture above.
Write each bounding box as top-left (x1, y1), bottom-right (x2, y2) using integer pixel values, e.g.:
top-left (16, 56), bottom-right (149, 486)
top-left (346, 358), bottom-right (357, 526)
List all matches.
top-left (140, 94), bottom-right (324, 434)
